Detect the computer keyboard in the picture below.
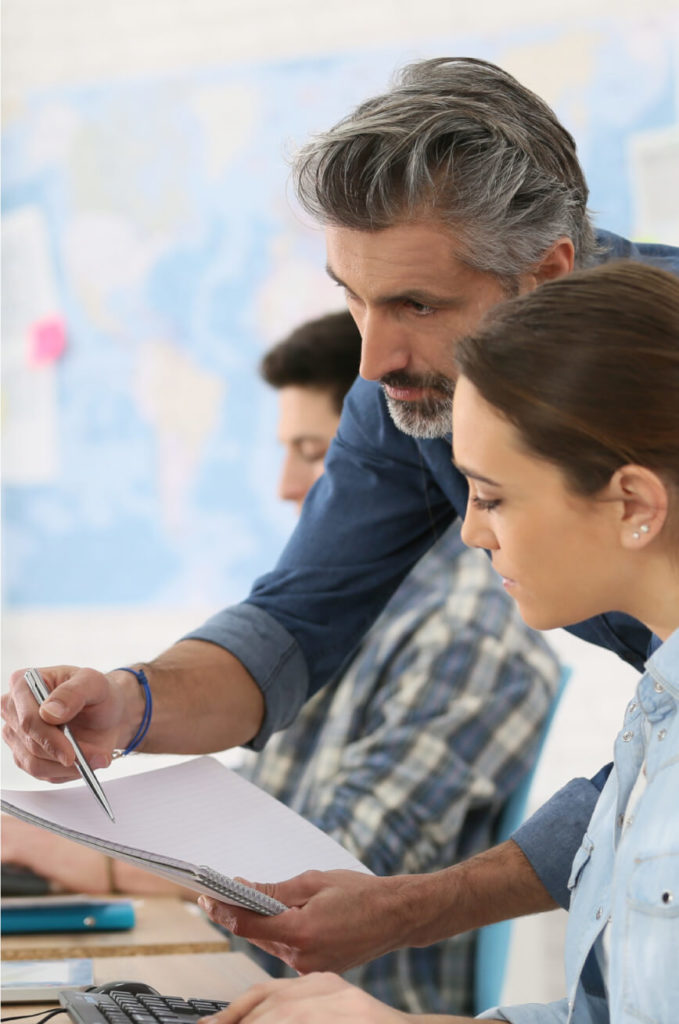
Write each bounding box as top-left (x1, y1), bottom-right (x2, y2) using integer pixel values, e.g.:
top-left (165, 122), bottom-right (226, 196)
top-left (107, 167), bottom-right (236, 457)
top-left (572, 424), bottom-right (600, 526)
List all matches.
top-left (59, 988), bottom-right (230, 1024)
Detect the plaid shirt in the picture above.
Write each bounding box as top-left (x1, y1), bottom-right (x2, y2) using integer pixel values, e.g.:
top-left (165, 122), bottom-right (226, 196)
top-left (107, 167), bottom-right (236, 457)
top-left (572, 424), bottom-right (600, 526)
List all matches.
top-left (237, 523), bottom-right (561, 1014)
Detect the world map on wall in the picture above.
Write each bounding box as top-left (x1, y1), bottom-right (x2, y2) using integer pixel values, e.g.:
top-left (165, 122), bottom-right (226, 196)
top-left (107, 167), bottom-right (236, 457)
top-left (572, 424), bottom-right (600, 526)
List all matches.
top-left (3, 22), bottom-right (677, 610)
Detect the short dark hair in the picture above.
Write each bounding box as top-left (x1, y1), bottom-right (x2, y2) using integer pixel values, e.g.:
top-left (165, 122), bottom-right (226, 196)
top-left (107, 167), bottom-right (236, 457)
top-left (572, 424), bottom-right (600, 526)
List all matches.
top-left (259, 310), bottom-right (362, 414)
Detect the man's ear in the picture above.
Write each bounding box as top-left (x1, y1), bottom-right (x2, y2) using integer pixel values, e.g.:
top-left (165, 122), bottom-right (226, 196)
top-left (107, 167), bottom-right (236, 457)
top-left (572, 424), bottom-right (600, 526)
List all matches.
top-left (605, 464), bottom-right (669, 549)
top-left (534, 237), bottom-right (575, 283)
top-left (518, 237), bottom-right (575, 293)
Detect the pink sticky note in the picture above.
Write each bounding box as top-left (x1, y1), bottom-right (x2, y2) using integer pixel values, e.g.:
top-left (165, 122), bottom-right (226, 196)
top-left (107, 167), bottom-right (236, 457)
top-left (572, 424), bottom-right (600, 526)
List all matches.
top-left (29, 316), bottom-right (67, 366)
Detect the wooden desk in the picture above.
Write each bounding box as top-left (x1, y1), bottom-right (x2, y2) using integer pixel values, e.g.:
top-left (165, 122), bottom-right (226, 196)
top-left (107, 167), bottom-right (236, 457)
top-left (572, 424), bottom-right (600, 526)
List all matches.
top-left (1, 897), bottom-right (230, 961)
top-left (1, 950), bottom-right (271, 1011)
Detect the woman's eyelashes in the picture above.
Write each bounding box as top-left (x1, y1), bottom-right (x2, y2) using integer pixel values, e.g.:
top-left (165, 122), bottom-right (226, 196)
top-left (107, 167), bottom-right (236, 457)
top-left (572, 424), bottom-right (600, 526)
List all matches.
top-left (471, 496), bottom-right (502, 512)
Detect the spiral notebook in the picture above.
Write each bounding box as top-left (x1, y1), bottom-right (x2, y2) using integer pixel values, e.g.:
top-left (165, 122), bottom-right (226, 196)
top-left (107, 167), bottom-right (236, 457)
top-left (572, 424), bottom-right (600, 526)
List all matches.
top-left (1, 756), bottom-right (371, 916)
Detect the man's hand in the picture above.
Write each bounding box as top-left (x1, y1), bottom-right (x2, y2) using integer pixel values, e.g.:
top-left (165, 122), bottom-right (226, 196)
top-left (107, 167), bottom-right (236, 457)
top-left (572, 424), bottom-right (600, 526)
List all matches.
top-left (1, 642), bottom-right (267, 785)
top-left (198, 870), bottom-right (421, 974)
top-left (198, 842), bottom-right (557, 976)
top-left (1, 665), bottom-right (138, 782)
top-left (2, 642), bottom-right (266, 785)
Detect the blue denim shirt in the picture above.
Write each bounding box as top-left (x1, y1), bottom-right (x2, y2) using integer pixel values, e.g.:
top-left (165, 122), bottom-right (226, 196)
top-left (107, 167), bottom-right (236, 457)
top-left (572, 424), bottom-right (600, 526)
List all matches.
top-left (479, 627), bottom-right (679, 1024)
top-left (184, 230), bottom-right (679, 907)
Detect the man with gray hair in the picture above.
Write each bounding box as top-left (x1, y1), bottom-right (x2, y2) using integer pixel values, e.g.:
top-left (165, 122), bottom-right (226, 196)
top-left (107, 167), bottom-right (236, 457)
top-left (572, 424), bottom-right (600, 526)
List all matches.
top-left (3, 56), bottom-right (678, 999)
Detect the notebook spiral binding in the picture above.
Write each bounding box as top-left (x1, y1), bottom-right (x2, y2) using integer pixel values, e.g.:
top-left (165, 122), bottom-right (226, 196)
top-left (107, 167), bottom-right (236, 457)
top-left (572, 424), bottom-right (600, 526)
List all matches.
top-left (196, 867), bottom-right (288, 916)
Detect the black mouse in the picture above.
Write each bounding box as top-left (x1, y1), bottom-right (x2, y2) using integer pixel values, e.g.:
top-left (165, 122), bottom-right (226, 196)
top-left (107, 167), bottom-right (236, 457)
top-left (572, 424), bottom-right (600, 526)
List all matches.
top-left (93, 981), bottom-right (161, 996)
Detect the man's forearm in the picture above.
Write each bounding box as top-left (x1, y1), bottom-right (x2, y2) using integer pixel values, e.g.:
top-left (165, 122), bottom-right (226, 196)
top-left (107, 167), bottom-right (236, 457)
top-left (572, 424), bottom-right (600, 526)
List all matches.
top-left (202, 838), bottom-right (558, 976)
top-left (109, 639), bottom-right (265, 754)
top-left (400, 838), bottom-right (558, 948)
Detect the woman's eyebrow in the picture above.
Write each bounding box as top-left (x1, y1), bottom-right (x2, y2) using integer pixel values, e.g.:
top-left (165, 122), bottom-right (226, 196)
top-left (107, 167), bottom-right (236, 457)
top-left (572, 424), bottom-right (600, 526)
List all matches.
top-left (453, 461), bottom-right (501, 487)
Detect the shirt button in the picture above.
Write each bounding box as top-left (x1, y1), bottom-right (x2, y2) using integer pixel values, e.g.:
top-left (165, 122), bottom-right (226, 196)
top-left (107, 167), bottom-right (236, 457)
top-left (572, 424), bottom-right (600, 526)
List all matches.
top-left (622, 730), bottom-right (634, 742)
top-left (628, 702), bottom-right (638, 714)
top-left (616, 813), bottom-right (624, 828)
top-left (658, 729), bottom-right (668, 741)
top-left (596, 907), bottom-right (603, 920)
top-left (654, 682), bottom-right (665, 693)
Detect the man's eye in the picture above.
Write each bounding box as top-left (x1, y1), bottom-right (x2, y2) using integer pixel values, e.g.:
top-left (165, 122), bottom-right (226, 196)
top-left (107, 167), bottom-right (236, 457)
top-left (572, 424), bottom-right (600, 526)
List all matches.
top-left (299, 447), bottom-right (327, 464)
top-left (472, 497), bottom-right (501, 512)
top-left (406, 300), bottom-right (435, 315)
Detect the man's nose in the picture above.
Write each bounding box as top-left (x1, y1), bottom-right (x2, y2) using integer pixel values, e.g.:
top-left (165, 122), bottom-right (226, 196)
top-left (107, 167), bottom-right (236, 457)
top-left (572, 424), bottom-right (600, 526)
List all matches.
top-left (278, 453), bottom-right (314, 507)
top-left (358, 310), bottom-right (410, 382)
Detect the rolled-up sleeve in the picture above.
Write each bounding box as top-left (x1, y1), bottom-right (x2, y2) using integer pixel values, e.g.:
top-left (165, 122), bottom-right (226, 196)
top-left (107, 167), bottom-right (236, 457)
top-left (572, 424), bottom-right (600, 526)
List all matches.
top-left (182, 603), bottom-right (308, 749)
top-left (512, 768), bottom-right (611, 909)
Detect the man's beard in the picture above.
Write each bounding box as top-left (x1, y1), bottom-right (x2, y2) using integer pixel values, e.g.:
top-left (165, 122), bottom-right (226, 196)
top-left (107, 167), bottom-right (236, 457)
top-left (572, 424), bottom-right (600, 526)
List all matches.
top-left (380, 371), bottom-right (455, 439)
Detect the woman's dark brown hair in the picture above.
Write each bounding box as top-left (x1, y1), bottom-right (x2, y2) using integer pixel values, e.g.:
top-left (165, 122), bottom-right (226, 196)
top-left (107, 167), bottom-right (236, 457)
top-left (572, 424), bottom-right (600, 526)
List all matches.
top-left (455, 260), bottom-right (679, 496)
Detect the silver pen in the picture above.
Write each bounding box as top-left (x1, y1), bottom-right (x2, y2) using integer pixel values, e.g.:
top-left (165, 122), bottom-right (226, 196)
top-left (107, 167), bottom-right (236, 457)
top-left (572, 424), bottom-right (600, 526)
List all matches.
top-left (24, 668), bottom-right (115, 822)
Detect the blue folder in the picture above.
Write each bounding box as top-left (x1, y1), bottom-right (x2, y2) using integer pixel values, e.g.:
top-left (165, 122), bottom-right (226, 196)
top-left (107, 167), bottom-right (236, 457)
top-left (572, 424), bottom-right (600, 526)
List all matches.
top-left (1, 898), bottom-right (135, 934)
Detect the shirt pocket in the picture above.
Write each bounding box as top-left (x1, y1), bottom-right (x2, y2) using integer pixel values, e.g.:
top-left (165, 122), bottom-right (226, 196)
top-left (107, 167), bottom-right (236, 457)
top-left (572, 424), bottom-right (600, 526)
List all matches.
top-left (567, 833), bottom-right (595, 894)
top-left (621, 854), bottom-right (679, 1023)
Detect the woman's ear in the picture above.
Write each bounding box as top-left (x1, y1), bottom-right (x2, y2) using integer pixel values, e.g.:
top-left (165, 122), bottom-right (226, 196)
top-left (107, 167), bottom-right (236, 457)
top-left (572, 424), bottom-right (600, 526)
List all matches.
top-left (605, 464), bottom-right (669, 549)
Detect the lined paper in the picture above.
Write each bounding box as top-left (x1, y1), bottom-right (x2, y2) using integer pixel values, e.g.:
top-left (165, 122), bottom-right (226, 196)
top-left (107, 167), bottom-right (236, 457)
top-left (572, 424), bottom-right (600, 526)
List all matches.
top-left (2, 757), bottom-right (371, 904)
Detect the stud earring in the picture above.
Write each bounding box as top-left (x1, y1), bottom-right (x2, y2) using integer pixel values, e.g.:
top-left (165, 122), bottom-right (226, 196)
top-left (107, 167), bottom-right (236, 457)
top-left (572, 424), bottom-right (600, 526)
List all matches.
top-left (632, 531), bottom-right (640, 540)
top-left (633, 524), bottom-right (650, 540)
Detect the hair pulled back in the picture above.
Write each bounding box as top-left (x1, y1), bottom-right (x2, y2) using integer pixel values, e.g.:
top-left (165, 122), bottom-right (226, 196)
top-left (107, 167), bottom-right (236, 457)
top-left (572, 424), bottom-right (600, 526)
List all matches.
top-left (455, 261), bottom-right (679, 497)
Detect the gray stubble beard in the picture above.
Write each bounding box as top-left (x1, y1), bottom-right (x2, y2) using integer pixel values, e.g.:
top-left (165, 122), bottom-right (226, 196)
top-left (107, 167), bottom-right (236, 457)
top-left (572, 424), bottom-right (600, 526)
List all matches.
top-left (382, 387), bottom-right (454, 439)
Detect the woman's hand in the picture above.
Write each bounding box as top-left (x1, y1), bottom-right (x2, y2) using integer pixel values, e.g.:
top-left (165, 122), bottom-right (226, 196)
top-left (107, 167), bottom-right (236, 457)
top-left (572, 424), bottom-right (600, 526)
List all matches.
top-left (201, 973), bottom-right (414, 1023)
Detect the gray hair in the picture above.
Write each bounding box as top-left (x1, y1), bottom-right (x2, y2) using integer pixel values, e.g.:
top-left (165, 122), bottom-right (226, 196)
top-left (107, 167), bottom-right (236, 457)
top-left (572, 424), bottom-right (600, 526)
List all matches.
top-left (293, 57), bottom-right (597, 279)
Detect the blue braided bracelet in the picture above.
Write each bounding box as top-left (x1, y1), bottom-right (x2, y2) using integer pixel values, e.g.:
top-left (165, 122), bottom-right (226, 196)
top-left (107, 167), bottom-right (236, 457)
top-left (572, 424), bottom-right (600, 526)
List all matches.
top-left (115, 666), bottom-right (152, 755)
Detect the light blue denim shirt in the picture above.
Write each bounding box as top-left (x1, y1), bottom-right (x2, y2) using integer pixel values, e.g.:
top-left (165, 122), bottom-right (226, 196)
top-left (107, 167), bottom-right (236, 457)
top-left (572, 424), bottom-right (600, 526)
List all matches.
top-left (479, 626), bottom-right (679, 1024)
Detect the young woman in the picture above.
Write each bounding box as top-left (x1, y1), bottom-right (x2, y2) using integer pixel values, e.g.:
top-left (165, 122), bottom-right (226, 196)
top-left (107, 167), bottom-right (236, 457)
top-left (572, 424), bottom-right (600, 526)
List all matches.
top-left (203, 260), bottom-right (679, 1023)
top-left (452, 259), bottom-right (679, 1024)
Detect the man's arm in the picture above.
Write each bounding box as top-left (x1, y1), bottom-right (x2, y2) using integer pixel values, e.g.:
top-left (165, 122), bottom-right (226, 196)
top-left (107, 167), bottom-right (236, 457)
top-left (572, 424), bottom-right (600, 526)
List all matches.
top-left (209, 378), bottom-right (460, 703)
top-left (199, 839), bottom-right (557, 976)
top-left (1, 640), bottom-right (264, 782)
top-left (200, 772), bottom-right (606, 973)
top-left (512, 765), bottom-right (612, 907)
top-left (124, 640), bottom-right (264, 753)
top-left (2, 380), bottom-right (452, 778)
